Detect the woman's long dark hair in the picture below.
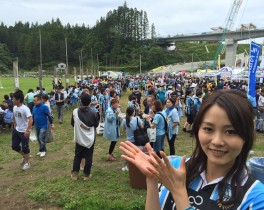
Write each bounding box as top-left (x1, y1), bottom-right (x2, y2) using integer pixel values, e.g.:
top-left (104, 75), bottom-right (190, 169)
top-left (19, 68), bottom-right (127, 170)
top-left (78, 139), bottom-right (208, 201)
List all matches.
top-left (126, 107), bottom-right (135, 128)
top-left (186, 90), bottom-right (255, 207)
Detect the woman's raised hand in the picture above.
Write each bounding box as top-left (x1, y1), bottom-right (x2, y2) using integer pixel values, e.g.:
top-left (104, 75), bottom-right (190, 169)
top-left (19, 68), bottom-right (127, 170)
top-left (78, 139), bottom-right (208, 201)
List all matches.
top-left (119, 141), bottom-right (158, 179)
top-left (147, 151), bottom-right (187, 195)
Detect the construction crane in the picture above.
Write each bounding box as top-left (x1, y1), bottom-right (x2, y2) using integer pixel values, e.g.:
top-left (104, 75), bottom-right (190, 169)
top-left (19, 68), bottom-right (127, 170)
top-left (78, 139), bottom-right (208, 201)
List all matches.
top-left (212, 0), bottom-right (243, 69)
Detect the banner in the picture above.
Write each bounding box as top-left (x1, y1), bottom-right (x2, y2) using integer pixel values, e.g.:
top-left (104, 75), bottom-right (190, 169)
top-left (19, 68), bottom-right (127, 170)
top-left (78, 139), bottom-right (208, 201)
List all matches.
top-left (248, 41), bottom-right (261, 107)
top-left (235, 52), bottom-right (245, 68)
top-left (260, 45), bottom-right (264, 69)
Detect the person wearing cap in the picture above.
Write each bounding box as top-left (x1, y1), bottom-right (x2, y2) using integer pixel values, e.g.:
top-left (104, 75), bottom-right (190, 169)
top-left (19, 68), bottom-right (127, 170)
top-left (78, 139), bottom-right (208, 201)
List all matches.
top-left (165, 86), bottom-right (173, 99)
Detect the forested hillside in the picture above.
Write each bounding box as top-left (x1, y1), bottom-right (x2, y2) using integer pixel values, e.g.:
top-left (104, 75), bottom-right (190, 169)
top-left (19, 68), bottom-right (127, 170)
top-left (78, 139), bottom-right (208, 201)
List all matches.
top-left (0, 2), bottom-right (250, 73)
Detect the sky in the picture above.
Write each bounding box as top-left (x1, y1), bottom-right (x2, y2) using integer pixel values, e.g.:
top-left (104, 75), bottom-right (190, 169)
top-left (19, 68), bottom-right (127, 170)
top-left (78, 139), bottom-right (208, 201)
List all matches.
top-left (1, 0), bottom-right (264, 41)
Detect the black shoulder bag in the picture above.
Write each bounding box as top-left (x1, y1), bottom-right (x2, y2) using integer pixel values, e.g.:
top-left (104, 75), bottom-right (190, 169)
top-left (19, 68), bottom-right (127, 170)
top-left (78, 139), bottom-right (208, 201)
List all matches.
top-left (134, 117), bottom-right (149, 146)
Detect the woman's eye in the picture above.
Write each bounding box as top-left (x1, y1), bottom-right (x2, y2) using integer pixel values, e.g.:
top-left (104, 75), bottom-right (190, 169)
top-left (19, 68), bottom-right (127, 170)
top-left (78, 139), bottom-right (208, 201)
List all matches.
top-left (203, 127), bottom-right (212, 132)
top-left (226, 130), bottom-right (237, 135)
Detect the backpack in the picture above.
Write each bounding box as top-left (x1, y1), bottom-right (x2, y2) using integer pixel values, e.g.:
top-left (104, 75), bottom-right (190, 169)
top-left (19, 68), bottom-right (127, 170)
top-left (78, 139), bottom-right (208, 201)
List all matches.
top-left (190, 98), bottom-right (200, 115)
top-left (189, 98), bottom-right (196, 114)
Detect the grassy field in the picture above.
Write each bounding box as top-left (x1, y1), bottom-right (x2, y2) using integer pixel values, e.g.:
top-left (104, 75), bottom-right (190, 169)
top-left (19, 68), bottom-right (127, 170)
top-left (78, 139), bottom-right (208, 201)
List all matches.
top-left (0, 77), bottom-right (71, 99)
top-left (0, 77), bottom-right (264, 210)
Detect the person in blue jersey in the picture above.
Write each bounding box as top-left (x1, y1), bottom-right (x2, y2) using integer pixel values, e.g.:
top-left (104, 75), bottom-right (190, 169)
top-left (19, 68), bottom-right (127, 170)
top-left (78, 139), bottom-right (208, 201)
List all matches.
top-left (182, 89), bottom-right (194, 134)
top-left (120, 90), bottom-right (264, 210)
top-left (33, 94), bottom-right (54, 157)
top-left (98, 88), bottom-right (108, 120)
top-left (145, 100), bottom-right (167, 158)
top-left (165, 98), bottom-right (179, 156)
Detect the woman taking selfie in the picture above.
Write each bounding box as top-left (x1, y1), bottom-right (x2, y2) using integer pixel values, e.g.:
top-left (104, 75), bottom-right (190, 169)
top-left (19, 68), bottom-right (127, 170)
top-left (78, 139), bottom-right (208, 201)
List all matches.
top-left (120, 90), bottom-right (264, 210)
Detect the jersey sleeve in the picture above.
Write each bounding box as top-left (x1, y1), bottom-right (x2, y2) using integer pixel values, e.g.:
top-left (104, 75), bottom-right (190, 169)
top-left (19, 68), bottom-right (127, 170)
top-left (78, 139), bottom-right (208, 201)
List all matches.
top-left (171, 110), bottom-right (180, 123)
top-left (238, 181), bottom-right (264, 210)
top-left (152, 114), bottom-right (160, 125)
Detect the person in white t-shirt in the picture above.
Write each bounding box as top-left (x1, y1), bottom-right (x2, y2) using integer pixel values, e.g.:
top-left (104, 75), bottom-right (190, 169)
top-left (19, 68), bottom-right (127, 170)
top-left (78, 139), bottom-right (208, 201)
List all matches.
top-left (258, 89), bottom-right (264, 131)
top-left (12, 90), bottom-right (33, 171)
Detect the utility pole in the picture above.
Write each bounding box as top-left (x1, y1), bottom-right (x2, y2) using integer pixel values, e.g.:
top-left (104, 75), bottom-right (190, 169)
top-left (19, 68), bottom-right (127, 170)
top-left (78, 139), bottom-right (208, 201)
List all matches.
top-left (79, 55), bottom-right (83, 81)
top-left (74, 67), bottom-right (77, 87)
top-left (91, 48), bottom-right (94, 76)
top-left (65, 38), bottom-right (69, 88)
top-left (106, 54), bottom-right (107, 72)
top-left (39, 30), bottom-right (43, 93)
top-left (81, 49), bottom-right (84, 80)
top-left (140, 54), bottom-right (142, 74)
top-left (13, 58), bottom-right (19, 91)
top-left (54, 66), bottom-right (58, 87)
top-left (191, 53), bottom-right (194, 76)
top-left (97, 54), bottom-right (99, 76)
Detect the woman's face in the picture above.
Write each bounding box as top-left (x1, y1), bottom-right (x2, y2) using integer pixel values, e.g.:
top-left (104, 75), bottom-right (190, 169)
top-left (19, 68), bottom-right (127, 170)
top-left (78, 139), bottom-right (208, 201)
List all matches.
top-left (112, 102), bottom-right (119, 109)
top-left (198, 104), bottom-right (244, 172)
top-left (166, 100), bottom-right (173, 108)
top-left (151, 104), bottom-right (156, 112)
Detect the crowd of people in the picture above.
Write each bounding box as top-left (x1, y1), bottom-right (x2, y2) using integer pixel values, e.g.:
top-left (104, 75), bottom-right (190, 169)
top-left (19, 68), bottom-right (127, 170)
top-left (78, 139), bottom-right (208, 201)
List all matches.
top-left (1, 74), bottom-right (264, 209)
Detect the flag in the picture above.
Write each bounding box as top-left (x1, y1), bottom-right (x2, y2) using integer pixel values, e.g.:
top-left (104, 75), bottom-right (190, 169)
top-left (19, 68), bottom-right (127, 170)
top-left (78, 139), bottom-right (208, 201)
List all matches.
top-left (260, 45), bottom-right (264, 69)
top-left (248, 41), bottom-right (261, 107)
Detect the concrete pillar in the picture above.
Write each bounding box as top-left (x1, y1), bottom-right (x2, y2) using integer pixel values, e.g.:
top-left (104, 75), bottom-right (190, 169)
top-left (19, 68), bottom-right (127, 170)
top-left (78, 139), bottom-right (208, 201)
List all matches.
top-left (225, 38), bottom-right (237, 68)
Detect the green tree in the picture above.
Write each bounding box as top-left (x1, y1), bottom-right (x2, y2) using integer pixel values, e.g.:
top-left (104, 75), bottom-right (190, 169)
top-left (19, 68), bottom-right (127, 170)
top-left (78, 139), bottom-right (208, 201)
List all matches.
top-left (0, 43), bottom-right (13, 72)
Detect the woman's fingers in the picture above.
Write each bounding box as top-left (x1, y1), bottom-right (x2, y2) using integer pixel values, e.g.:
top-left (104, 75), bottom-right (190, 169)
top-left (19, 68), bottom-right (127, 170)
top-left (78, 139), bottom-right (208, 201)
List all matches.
top-left (146, 166), bottom-right (159, 180)
top-left (119, 146), bottom-right (136, 159)
top-left (120, 154), bottom-right (135, 163)
top-left (145, 143), bottom-right (152, 154)
top-left (160, 151), bottom-right (172, 168)
top-left (125, 141), bottom-right (142, 153)
top-left (151, 152), bottom-right (164, 166)
top-left (119, 141), bottom-right (138, 156)
top-left (148, 156), bottom-right (161, 170)
top-left (180, 155), bottom-right (187, 172)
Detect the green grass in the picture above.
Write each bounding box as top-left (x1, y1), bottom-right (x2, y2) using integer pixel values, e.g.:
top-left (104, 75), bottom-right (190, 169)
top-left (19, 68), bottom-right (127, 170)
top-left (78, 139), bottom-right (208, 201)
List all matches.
top-left (0, 77), bottom-right (264, 209)
top-left (0, 77), bottom-right (75, 99)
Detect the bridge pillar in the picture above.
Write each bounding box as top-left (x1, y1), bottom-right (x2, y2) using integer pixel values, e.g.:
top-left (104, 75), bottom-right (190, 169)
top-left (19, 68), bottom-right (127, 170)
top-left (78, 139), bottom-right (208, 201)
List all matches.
top-left (225, 39), bottom-right (238, 68)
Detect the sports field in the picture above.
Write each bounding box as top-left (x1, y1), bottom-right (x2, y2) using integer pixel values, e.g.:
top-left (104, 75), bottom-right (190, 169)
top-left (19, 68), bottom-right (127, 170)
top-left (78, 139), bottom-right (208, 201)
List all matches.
top-left (0, 77), bottom-right (263, 210)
